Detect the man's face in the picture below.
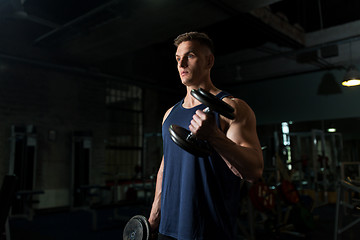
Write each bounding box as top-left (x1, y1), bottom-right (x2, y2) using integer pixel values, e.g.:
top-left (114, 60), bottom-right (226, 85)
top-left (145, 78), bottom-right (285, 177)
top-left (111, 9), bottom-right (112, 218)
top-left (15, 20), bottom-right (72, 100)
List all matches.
top-left (175, 40), bottom-right (212, 86)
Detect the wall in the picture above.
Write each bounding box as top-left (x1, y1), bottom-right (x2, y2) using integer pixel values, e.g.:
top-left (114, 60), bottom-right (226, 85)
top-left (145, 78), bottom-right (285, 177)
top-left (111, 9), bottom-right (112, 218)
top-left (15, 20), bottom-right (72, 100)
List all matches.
top-left (229, 67), bottom-right (360, 126)
top-left (0, 58), bottom-right (180, 210)
top-left (228, 66), bottom-right (360, 170)
top-left (0, 61), bottom-right (107, 209)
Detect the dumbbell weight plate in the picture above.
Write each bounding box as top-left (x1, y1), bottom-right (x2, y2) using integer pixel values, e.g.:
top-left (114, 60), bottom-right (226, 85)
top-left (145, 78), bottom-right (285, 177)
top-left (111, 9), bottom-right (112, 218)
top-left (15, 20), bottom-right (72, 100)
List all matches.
top-left (191, 88), bottom-right (235, 120)
top-left (123, 215), bottom-right (150, 240)
top-left (168, 88), bottom-right (234, 157)
top-left (169, 124), bottom-right (212, 157)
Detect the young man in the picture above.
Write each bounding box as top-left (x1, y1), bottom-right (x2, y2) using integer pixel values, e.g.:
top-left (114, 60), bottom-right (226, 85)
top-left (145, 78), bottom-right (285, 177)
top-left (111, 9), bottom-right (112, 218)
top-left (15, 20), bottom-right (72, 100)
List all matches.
top-left (149, 32), bottom-right (263, 240)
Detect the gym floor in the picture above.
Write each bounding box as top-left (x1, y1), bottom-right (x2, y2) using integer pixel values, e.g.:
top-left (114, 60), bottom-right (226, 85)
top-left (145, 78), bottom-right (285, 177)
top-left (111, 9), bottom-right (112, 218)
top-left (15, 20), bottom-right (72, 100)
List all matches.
top-left (9, 204), bottom-right (149, 240)
top-left (8, 203), bottom-right (360, 240)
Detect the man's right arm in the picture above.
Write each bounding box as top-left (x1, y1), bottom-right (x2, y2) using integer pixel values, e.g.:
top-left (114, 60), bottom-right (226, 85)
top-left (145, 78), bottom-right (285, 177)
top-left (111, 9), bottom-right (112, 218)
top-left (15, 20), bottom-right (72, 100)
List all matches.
top-left (148, 156), bottom-right (164, 231)
top-left (148, 106), bottom-right (172, 232)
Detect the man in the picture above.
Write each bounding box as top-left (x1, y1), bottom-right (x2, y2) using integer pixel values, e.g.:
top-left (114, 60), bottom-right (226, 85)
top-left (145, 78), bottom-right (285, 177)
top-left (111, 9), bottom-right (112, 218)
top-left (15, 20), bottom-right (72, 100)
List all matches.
top-left (149, 32), bottom-right (263, 240)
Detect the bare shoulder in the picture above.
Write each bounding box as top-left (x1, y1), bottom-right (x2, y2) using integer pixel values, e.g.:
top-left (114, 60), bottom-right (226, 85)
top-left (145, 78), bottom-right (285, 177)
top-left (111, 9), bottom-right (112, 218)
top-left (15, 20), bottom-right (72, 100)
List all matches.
top-left (221, 96), bottom-right (261, 151)
top-left (222, 97), bottom-right (255, 122)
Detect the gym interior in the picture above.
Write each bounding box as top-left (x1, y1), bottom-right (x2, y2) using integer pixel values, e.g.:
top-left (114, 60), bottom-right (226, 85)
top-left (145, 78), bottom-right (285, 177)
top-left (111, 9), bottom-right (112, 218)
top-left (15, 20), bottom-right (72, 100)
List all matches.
top-left (1, 0), bottom-right (360, 239)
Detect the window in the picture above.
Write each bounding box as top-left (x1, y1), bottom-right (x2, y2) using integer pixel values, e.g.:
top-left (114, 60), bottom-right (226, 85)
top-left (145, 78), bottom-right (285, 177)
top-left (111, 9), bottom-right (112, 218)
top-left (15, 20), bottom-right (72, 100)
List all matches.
top-left (105, 81), bottom-right (143, 180)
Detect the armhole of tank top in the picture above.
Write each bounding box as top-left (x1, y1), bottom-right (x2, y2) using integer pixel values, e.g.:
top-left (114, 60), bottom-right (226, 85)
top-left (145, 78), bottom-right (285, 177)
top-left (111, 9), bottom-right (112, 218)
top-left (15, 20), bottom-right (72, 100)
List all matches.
top-left (163, 100), bottom-right (183, 126)
top-left (219, 92), bottom-right (232, 100)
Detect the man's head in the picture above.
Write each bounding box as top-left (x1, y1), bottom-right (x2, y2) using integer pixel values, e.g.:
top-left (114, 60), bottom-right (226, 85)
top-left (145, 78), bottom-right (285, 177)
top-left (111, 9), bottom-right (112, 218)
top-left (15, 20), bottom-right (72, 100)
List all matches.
top-left (174, 32), bottom-right (215, 87)
top-left (174, 32), bottom-right (215, 55)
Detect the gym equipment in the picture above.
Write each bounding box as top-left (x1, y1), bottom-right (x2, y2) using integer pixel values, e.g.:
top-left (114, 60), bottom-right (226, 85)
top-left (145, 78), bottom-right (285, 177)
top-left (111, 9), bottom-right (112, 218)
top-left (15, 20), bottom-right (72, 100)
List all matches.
top-left (0, 175), bottom-right (18, 236)
top-left (289, 204), bottom-right (315, 232)
top-left (275, 153), bottom-right (300, 205)
top-left (9, 125), bottom-right (37, 216)
top-left (334, 180), bottom-right (360, 240)
top-left (169, 88), bottom-right (234, 157)
top-left (123, 215), bottom-right (150, 240)
top-left (71, 131), bottom-right (92, 208)
top-left (249, 181), bottom-right (276, 212)
top-left (278, 180), bottom-right (300, 204)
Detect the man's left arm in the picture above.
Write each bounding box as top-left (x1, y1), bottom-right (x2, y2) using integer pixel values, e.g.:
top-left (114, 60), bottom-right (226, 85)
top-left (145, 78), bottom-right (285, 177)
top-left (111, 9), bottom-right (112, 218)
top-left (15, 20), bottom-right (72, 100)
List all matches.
top-left (190, 98), bottom-right (263, 181)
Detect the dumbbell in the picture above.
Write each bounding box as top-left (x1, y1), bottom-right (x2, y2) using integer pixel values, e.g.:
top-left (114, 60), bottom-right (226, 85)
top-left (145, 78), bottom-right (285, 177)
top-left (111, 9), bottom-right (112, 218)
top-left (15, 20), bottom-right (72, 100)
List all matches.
top-left (123, 215), bottom-right (153, 240)
top-left (168, 88), bottom-right (234, 157)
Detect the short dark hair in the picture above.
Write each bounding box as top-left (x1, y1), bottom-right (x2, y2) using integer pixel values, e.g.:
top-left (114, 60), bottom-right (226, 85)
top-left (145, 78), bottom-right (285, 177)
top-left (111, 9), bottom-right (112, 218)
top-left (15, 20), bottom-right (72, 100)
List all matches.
top-left (174, 32), bottom-right (214, 54)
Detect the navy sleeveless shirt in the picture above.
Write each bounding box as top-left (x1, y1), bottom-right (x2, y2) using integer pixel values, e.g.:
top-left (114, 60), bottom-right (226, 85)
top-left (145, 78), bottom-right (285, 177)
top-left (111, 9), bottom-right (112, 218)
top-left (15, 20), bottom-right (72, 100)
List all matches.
top-left (160, 91), bottom-right (242, 240)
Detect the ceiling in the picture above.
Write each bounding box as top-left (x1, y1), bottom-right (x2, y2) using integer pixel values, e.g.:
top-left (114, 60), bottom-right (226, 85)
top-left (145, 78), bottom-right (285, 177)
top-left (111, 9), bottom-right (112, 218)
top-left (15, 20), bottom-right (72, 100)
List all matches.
top-left (1, 0), bottom-right (360, 90)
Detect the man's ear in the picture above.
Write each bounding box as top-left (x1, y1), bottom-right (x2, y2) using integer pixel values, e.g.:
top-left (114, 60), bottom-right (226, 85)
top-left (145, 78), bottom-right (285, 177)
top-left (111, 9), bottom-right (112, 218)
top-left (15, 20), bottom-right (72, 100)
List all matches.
top-left (207, 54), bottom-right (215, 69)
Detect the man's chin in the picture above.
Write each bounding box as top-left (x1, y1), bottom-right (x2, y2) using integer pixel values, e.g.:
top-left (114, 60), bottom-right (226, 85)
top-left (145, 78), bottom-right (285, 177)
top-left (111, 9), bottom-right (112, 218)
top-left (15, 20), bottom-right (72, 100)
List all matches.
top-left (181, 78), bottom-right (193, 86)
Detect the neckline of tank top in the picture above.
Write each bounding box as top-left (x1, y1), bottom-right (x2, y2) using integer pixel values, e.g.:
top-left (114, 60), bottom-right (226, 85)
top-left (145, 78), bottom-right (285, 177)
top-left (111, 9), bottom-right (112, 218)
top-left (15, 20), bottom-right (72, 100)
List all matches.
top-left (180, 91), bottom-right (225, 110)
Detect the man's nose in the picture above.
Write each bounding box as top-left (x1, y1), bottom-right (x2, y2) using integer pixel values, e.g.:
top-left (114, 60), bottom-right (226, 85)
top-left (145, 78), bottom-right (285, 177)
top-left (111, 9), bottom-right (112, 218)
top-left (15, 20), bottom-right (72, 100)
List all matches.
top-left (179, 57), bottom-right (188, 68)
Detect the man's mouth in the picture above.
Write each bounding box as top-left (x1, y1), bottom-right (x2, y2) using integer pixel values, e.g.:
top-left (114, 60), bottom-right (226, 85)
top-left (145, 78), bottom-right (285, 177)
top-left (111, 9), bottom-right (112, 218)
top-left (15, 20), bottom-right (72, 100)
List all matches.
top-left (181, 71), bottom-right (188, 77)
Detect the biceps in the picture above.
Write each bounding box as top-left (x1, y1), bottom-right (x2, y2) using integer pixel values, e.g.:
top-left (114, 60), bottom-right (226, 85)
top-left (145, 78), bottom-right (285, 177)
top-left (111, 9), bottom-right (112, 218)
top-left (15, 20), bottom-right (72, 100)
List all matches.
top-left (226, 121), bottom-right (259, 149)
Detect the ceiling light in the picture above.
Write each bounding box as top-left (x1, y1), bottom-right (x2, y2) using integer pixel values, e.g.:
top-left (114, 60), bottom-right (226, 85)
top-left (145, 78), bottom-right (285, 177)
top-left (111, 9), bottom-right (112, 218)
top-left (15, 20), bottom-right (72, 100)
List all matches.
top-left (327, 128), bottom-right (336, 133)
top-left (343, 40), bottom-right (360, 87)
top-left (342, 66), bottom-right (360, 87)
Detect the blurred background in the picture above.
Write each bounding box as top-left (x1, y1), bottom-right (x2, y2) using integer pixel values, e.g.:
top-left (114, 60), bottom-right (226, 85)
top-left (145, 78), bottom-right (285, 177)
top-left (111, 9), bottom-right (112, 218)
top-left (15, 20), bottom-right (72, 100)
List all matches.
top-left (1, 0), bottom-right (360, 239)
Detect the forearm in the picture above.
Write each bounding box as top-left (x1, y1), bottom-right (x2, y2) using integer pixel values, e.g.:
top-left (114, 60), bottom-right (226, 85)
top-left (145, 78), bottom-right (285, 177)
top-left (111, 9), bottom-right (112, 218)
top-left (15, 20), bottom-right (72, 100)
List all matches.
top-left (208, 128), bottom-right (263, 181)
top-left (149, 158), bottom-right (164, 229)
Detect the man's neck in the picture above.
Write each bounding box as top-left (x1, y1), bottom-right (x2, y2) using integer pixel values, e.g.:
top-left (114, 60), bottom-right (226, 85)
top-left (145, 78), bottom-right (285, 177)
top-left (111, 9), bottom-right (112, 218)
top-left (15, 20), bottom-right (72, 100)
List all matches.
top-left (183, 84), bottom-right (220, 108)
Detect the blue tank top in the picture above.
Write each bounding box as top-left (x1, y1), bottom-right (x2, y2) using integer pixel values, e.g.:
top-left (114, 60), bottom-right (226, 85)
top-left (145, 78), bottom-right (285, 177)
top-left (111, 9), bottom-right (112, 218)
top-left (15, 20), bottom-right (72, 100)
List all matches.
top-left (160, 91), bottom-right (242, 240)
